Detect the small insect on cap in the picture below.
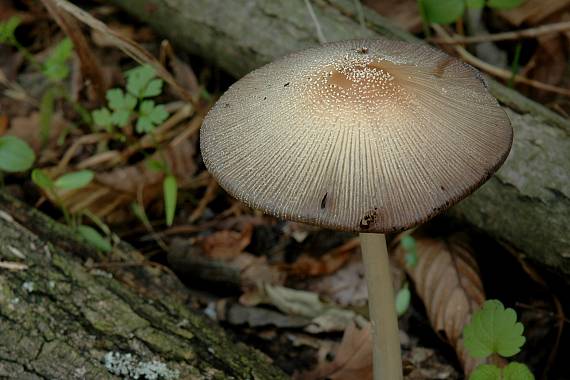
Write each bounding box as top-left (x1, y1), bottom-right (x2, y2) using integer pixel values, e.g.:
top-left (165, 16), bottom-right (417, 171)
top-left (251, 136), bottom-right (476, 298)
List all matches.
top-left (200, 39), bottom-right (512, 233)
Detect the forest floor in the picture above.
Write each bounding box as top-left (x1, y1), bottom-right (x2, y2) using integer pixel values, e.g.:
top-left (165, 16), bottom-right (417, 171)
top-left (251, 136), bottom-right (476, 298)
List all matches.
top-left (1, 0), bottom-right (569, 379)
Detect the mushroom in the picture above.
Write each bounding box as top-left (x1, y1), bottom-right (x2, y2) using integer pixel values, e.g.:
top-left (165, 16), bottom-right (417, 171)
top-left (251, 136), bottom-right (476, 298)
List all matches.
top-left (200, 39), bottom-right (512, 379)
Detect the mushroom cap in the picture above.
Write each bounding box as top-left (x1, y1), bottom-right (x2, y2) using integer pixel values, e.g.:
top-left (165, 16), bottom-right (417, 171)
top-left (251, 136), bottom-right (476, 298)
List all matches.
top-left (200, 39), bottom-right (512, 233)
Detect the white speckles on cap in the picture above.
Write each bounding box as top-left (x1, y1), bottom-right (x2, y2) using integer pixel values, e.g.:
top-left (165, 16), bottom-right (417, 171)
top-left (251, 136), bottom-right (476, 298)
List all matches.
top-left (200, 39), bottom-right (513, 233)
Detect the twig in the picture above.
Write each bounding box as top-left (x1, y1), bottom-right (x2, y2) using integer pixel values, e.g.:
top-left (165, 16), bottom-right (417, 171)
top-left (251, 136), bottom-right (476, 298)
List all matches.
top-left (432, 20), bottom-right (570, 44)
top-left (432, 25), bottom-right (570, 97)
top-left (0, 261), bottom-right (28, 271)
top-left (189, 176), bottom-right (219, 223)
top-left (304, 0), bottom-right (326, 44)
top-left (0, 68), bottom-right (37, 105)
top-left (57, 133), bottom-right (110, 173)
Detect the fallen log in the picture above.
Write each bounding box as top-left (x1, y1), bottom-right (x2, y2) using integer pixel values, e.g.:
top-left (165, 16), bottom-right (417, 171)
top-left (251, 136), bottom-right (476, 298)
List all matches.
top-left (0, 191), bottom-right (288, 379)
top-left (104, 0), bottom-right (570, 278)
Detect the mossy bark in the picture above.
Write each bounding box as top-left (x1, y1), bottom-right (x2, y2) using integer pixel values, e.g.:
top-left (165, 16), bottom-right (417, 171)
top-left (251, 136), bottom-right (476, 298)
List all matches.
top-left (0, 191), bottom-right (288, 380)
top-left (108, 0), bottom-right (570, 278)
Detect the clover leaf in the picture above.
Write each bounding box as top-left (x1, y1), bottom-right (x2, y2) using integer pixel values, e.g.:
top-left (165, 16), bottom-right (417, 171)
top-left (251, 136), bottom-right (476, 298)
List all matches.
top-left (469, 364), bottom-right (501, 380)
top-left (469, 362), bottom-right (534, 380)
top-left (92, 108), bottom-right (113, 131)
top-left (503, 362), bottom-right (534, 380)
top-left (126, 64), bottom-right (163, 98)
top-left (464, 300), bottom-right (526, 358)
top-left (107, 88), bottom-right (137, 127)
top-left (136, 100), bottom-right (169, 133)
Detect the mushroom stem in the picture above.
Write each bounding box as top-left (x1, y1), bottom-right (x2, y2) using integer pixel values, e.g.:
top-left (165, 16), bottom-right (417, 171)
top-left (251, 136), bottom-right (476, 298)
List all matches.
top-left (360, 232), bottom-right (403, 380)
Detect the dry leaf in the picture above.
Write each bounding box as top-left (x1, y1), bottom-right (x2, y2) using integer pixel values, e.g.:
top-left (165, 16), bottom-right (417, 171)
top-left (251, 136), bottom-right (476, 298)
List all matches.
top-left (8, 112), bottom-right (68, 157)
top-left (394, 233), bottom-right (492, 374)
top-left (308, 255), bottom-right (368, 307)
top-left (295, 320), bottom-right (372, 380)
top-left (403, 347), bottom-right (458, 379)
top-left (527, 34), bottom-right (567, 99)
top-left (200, 224), bottom-right (253, 260)
top-left (287, 238), bottom-right (359, 277)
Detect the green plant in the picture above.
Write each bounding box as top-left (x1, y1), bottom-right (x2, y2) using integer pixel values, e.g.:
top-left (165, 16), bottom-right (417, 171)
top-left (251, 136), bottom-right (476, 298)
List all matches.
top-left (395, 283), bottom-right (411, 317)
top-left (42, 38), bottom-right (74, 81)
top-left (394, 235), bottom-right (417, 317)
top-left (92, 65), bottom-right (169, 134)
top-left (31, 168), bottom-right (111, 252)
top-left (464, 300), bottom-right (534, 380)
top-left (400, 235), bottom-right (418, 268)
top-left (1, 16), bottom-right (92, 149)
top-left (418, 0), bottom-right (525, 25)
top-left (145, 158), bottom-right (178, 227)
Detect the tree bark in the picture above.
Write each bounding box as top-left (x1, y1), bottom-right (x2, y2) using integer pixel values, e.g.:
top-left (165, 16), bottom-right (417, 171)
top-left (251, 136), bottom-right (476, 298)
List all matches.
top-left (0, 191), bottom-right (288, 380)
top-left (106, 0), bottom-right (570, 278)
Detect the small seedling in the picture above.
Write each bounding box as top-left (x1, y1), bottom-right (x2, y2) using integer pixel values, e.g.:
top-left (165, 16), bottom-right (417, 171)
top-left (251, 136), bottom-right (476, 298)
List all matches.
top-left (31, 168), bottom-right (111, 252)
top-left (464, 300), bottom-right (534, 380)
top-left (42, 38), bottom-right (74, 81)
top-left (76, 224), bottom-right (112, 253)
top-left (145, 159), bottom-right (178, 227)
top-left (92, 65), bottom-right (169, 134)
top-left (418, 0), bottom-right (525, 25)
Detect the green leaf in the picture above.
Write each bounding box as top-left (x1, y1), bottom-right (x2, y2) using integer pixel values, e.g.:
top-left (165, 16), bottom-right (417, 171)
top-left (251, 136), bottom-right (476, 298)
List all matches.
top-left (136, 100), bottom-right (169, 133)
top-left (466, 0), bottom-right (485, 8)
top-left (42, 38), bottom-right (74, 81)
top-left (106, 88), bottom-right (137, 127)
top-left (142, 78), bottom-right (164, 98)
top-left (0, 16), bottom-right (21, 44)
top-left (464, 300), bottom-right (526, 358)
top-left (54, 170), bottom-right (94, 190)
top-left (504, 362), bottom-right (534, 380)
top-left (420, 0), bottom-right (464, 24)
top-left (401, 235), bottom-right (418, 268)
top-left (163, 175), bottom-right (177, 226)
top-left (395, 285), bottom-right (411, 317)
top-left (487, 0), bottom-right (526, 9)
top-left (92, 108), bottom-right (113, 130)
top-left (0, 136), bottom-right (35, 172)
top-left (31, 169), bottom-right (54, 190)
top-left (469, 364), bottom-right (501, 380)
top-left (126, 65), bottom-right (157, 98)
top-left (39, 89), bottom-right (55, 145)
top-left (107, 88), bottom-right (137, 111)
top-left (131, 202), bottom-right (152, 231)
top-left (77, 225), bottom-right (112, 252)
